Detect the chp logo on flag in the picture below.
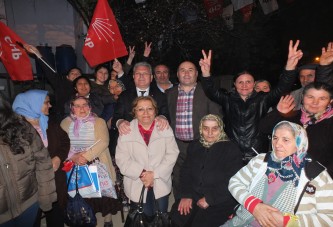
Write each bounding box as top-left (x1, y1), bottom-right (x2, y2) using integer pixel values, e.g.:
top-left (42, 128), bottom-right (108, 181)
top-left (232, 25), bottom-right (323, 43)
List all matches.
top-left (204, 0), bottom-right (224, 19)
top-left (83, 0), bottom-right (127, 67)
top-left (85, 18), bottom-right (116, 48)
top-left (0, 22), bottom-right (33, 81)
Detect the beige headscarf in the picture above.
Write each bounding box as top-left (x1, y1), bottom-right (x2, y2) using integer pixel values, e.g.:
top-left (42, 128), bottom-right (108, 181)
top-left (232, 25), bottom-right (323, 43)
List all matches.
top-left (199, 114), bottom-right (229, 148)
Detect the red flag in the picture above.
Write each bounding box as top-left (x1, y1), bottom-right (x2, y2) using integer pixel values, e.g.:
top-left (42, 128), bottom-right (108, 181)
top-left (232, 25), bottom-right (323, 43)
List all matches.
top-left (204, 0), bottom-right (224, 19)
top-left (0, 22), bottom-right (33, 81)
top-left (82, 0), bottom-right (128, 67)
top-left (240, 3), bottom-right (253, 23)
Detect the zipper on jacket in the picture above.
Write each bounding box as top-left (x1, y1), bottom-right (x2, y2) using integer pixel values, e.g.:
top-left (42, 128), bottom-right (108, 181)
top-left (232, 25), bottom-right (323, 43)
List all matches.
top-left (0, 149), bottom-right (21, 218)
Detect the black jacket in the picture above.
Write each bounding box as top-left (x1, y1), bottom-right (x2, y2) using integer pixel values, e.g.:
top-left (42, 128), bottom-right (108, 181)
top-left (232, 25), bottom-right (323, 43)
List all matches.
top-left (179, 140), bottom-right (243, 226)
top-left (200, 70), bottom-right (297, 157)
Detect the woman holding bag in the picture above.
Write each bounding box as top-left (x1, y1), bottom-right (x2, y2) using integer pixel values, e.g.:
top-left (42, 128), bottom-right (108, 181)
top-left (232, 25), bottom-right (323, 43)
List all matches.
top-left (61, 96), bottom-right (120, 227)
top-left (116, 96), bottom-right (179, 219)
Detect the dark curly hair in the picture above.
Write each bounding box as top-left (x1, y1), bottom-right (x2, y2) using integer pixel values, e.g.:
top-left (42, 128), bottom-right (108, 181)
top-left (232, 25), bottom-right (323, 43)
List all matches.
top-left (0, 97), bottom-right (33, 155)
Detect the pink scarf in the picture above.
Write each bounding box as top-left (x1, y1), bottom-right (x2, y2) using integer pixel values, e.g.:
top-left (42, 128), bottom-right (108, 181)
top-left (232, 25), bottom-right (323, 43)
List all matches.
top-left (300, 105), bottom-right (333, 128)
top-left (70, 111), bottom-right (96, 137)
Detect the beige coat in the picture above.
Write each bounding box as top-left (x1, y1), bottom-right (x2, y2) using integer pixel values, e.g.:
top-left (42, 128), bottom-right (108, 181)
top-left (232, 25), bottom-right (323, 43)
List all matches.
top-left (116, 119), bottom-right (179, 202)
top-left (61, 117), bottom-right (116, 182)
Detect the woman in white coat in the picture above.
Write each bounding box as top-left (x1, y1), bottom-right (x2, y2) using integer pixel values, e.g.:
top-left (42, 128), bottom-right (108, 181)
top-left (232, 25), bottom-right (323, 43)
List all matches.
top-left (116, 96), bottom-right (179, 217)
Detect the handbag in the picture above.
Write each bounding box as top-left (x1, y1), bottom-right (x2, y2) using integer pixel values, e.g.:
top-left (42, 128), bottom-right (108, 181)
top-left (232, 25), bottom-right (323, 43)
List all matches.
top-left (66, 164), bottom-right (97, 198)
top-left (124, 186), bottom-right (171, 227)
top-left (64, 165), bottom-right (97, 227)
top-left (90, 160), bottom-right (118, 199)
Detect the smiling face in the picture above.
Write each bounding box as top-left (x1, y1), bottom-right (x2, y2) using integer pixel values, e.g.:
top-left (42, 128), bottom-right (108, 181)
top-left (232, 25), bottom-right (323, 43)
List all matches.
top-left (303, 88), bottom-right (332, 114)
top-left (154, 65), bottom-right (170, 84)
top-left (177, 61), bottom-right (198, 88)
top-left (75, 78), bottom-right (91, 96)
top-left (95, 67), bottom-right (109, 85)
top-left (41, 95), bottom-right (52, 115)
top-left (133, 66), bottom-right (153, 90)
top-left (71, 98), bottom-right (91, 118)
top-left (108, 80), bottom-right (123, 96)
top-left (67, 68), bottom-right (81, 81)
top-left (272, 127), bottom-right (297, 159)
top-left (134, 99), bottom-right (156, 128)
top-left (234, 74), bottom-right (255, 100)
top-left (201, 119), bottom-right (221, 144)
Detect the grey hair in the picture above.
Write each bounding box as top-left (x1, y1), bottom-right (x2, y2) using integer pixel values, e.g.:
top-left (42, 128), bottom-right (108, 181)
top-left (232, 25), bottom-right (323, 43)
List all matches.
top-left (133, 62), bottom-right (153, 75)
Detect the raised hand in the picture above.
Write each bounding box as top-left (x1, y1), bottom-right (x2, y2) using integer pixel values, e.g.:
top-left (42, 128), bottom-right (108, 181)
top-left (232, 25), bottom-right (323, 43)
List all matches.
top-left (22, 44), bottom-right (42, 58)
top-left (199, 49), bottom-right (212, 77)
top-left (320, 42), bottom-right (333, 66)
top-left (143, 42), bottom-right (152, 57)
top-left (127, 46), bottom-right (136, 65)
top-left (277, 95), bottom-right (295, 114)
top-left (285, 40), bottom-right (303, 70)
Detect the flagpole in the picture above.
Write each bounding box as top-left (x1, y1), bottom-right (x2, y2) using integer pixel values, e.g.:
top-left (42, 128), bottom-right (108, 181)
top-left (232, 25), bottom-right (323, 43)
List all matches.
top-left (16, 41), bottom-right (56, 73)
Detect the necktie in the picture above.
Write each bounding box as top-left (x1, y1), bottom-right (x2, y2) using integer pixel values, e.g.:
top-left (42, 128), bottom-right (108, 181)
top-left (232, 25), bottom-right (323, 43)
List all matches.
top-left (139, 90), bottom-right (146, 96)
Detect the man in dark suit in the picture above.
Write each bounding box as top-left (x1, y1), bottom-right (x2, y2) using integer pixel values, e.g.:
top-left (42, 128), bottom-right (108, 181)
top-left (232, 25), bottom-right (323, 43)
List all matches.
top-left (111, 62), bottom-right (169, 136)
top-left (166, 61), bottom-right (222, 199)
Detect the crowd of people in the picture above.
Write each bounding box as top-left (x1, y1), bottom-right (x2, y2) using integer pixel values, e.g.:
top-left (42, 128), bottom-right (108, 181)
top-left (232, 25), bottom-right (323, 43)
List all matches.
top-left (1, 40), bottom-right (333, 227)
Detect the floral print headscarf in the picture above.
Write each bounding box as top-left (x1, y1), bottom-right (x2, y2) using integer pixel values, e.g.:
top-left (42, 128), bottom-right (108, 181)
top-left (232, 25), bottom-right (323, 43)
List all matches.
top-left (266, 121), bottom-right (308, 187)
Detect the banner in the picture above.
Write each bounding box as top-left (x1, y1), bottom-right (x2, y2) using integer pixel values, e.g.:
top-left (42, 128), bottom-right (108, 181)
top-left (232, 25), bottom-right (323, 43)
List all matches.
top-left (82, 0), bottom-right (128, 67)
top-left (231, 0), bottom-right (253, 11)
top-left (222, 4), bottom-right (234, 30)
top-left (204, 0), bottom-right (224, 19)
top-left (259, 0), bottom-right (278, 15)
top-left (0, 22), bottom-right (33, 81)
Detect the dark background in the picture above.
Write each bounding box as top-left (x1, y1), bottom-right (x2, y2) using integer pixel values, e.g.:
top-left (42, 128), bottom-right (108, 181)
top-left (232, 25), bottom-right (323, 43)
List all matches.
top-left (68, 0), bottom-right (333, 85)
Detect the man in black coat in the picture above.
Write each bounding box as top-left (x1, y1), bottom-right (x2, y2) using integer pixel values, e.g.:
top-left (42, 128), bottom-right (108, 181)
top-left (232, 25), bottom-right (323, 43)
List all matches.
top-left (110, 62), bottom-right (170, 153)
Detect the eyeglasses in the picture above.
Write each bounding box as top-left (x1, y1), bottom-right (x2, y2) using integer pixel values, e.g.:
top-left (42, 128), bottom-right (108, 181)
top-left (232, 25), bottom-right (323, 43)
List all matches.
top-left (134, 72), bottom-right (151, 77)
top-left (135, 107), bottom-right (155, 113)
top-left (72, 103), bottom-right (89, 109)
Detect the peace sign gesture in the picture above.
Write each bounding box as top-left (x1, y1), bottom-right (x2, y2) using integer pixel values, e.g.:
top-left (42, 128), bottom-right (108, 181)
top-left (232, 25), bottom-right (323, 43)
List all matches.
top-left (285, 40), bottom-right (303, 70)
top-left (199, 49), bottom-right (212, 77)
top-left (320, 42), bottom-right (333, 66)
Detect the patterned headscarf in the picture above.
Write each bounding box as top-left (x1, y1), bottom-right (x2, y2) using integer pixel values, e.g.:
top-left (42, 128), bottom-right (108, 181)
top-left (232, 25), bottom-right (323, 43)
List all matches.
top-left (199, 114), bottom-right (229, 148)
top-left (12, 89), bottom-right (49, 138)
top-left (69, 96), bottom-right (96, 137)
top-left (266, 121), bottom-right (308, 187)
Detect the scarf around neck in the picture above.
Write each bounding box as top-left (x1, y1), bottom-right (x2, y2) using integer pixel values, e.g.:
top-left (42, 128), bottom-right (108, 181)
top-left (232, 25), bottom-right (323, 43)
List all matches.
top-left (70, 111), bottom-right (96, 137)
top-left (300, 105), bottom-right (333, 128)
top-left (266, 121), bottom-right (308, 187)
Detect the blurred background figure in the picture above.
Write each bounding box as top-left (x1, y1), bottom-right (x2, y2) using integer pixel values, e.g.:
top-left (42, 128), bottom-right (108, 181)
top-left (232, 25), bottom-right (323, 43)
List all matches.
top-left (290, 64), bottom-right (317, 110)
top-left (254, 79), bottom-right (271, 93)
top-left (154, 64), bottom-right (173, 93)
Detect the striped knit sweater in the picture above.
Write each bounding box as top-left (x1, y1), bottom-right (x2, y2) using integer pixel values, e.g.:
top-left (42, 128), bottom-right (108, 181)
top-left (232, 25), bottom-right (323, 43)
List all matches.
top-left (227, 153), bottom-right (333, 227)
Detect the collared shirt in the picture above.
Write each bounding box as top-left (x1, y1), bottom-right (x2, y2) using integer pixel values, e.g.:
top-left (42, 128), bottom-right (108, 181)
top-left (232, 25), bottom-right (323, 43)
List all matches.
top-left (157, 82), bottom-right (173, 93)
top-left (136, 87), bottom-right (150, 97)
top-left (175, 85), bottom-right (196, 141)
